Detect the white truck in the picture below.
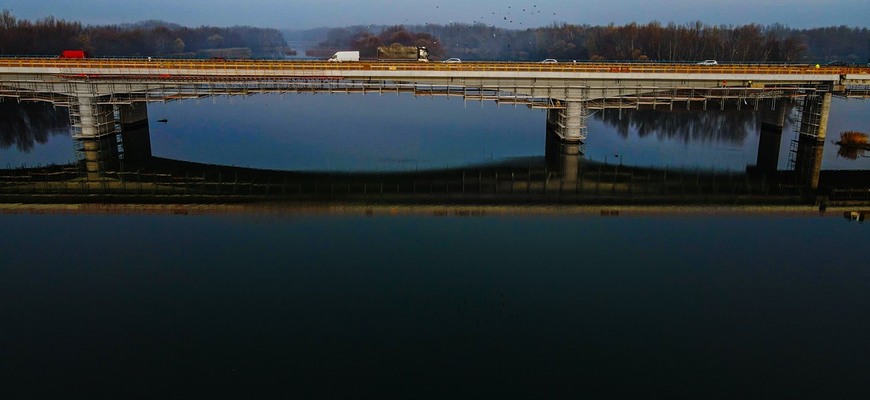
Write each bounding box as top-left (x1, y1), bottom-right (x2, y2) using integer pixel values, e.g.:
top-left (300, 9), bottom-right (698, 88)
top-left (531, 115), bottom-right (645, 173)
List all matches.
top-left (327, 51), bottom-right (360, 62)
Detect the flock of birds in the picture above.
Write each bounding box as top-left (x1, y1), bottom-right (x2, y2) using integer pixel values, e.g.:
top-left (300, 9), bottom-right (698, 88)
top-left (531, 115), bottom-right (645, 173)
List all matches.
top-left (393, 3), bottom-right (562, 32)
top-left (435, 4), bottom-right (556, 27)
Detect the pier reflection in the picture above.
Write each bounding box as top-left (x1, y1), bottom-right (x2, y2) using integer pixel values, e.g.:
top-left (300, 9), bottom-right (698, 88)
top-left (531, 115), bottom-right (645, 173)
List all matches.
top-left (1, 98), bottom-right (867, 205)
top-left (597, 106), bottom-right (764, 144)
top-left (2, 154), bottom-right (868, 205)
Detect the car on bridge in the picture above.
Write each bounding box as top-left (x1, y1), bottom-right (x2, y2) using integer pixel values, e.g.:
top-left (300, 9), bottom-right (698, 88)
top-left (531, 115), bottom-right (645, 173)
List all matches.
top-left (444, 58), bottom-right (462, 63)
top-left (540, 59), bottom-right (558, 64)
top-left (696, 60), bottom-right (718, 66)
top-left (824, 61), bottom-right (867, 67)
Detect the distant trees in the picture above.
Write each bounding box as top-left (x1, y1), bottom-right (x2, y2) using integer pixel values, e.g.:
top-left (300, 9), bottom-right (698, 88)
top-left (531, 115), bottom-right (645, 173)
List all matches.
top-left (310, 25), bottom-right (443, 59)
top-left (800, 26), bottom-right (870, 64)
top-left (0, 101), bottom-right (68, 153)
top-left (3, 8), bottom-right (867, 64)
top-left (0, 10), bottom-right (290, 57)
top-left (173, 38), bottom-right (186, 53)
top-left (309, 21), bottom-right (866, 63)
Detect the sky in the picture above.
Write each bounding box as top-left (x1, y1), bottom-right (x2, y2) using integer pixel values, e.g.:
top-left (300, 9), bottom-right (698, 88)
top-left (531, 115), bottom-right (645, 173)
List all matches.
top-left (3, 0), bottom-right (868, 30)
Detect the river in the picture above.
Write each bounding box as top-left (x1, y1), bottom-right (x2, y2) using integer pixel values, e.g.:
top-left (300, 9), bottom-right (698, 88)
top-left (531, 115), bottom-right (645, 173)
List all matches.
top-left (1, 94), bottom-right (869, 398)
top-left (3, 94), bottom-right (870, 171)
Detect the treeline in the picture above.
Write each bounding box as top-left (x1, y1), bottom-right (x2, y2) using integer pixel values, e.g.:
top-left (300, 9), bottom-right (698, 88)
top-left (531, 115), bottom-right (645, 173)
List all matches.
top-left (0, 10), bottom-right (290, 57)
top-left (308, 25), bottom-right (443, 58)
top-left (597, 108), bottom-right (759, 144)
top-left (305, 22), bottom-right (869, 63)
top-left (0, 100), bottom-right (68, 153)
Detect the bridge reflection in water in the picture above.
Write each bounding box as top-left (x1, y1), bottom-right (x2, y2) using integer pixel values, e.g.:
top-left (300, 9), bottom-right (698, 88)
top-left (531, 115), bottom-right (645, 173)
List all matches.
top-left (4, 58), bottom-right (867, 193)
top-left (2, 94), bottom-right (866, 205)
top-left (3, 151), bottom-right (868, 206)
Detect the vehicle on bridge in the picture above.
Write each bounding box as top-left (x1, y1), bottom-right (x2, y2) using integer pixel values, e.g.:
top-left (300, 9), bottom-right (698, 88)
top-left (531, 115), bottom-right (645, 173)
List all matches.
top-left (540, 59), bottom-right (558, 63)
top-left (60, 50), bottom-right (87, 59)
top-left (444, 58), bottom-right (462, 63)
top-left (377, 44), bottom-right (430, 62)
top-left (696, 60), bottom-right (718, 66)
top-left (327, 51), bottom-right (360, 62)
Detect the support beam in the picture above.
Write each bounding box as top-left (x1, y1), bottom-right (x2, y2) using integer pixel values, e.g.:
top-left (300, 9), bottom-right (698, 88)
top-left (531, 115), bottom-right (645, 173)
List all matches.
top-left (754, 101), bottom-right (786, 174)
top-left (69, 94), bottom-right (119, 179)
top-left (118, 103), bottom-right (153, 166)
top-left (547, 101), bottom-right (588, 143)
top-left (793, 93), bottom-right (832, 190)
top-left (546, 118), bottom-right (583, 187)
top-left (81, 135), bottom-right (119, 180)
top-left (72, 95), bottom-right (115, 138)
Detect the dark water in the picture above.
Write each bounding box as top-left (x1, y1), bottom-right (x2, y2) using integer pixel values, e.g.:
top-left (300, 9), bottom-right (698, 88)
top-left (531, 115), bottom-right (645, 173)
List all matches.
top-left (142, 95), bottom-right (870, 171)
top-left (1, 213), bottom-right (869, 398)
top-left (3, 94), bottom-right (870, 171)
top-left (2, 95), bottom-right (870, 398)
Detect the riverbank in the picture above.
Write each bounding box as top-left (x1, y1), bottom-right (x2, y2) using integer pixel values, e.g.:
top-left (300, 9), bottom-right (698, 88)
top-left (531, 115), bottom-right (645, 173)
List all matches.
top-left (2, 201), bottom-right (866, 218)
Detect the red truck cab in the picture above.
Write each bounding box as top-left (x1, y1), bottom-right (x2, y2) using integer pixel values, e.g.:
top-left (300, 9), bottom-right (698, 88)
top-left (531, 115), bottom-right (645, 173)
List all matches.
top-left (60, 50), bottom-right (87, 59)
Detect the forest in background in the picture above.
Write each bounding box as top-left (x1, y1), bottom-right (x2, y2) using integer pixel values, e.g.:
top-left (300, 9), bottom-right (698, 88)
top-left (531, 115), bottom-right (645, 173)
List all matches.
top-left (0, 10), bottom-right (290, 58)
top-left (293, 22), bottom-right (869, 63)
top-left (1, 9), bottom-right (867, 63)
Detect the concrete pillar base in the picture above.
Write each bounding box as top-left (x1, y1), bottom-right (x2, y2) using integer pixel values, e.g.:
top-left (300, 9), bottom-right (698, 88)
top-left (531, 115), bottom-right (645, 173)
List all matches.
top-left (547, 101), bottom-right (587, 142)
top-left (81, 136), bottom-right (120, 180)
top-left (118, 104), bottom-right (153, 166)
top-left (792, 93), bottom-right (832, 190)
top-left (546, 127), bottom-right (583, 181)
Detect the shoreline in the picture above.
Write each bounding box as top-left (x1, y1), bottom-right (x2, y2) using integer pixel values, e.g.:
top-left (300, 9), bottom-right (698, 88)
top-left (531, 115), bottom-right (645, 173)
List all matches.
top-left (1, 202), bottom-right (866, 217)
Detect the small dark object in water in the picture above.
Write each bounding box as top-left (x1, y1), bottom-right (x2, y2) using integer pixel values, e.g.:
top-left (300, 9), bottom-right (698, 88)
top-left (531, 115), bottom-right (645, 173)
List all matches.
top-left (157, 118), bottom-right (168, 123)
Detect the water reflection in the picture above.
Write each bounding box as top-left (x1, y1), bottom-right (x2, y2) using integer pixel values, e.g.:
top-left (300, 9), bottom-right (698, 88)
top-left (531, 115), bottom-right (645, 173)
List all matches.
top-left (1, 95), bottom-right (869, 172)
top-left (0, 101), bottom-right (69, 152)
top-left (835, 131), bottom-right (870, 160)
top-left (836, 143), bottom-right (868, 160)
top-left (597, 108), bottom-right (760, 144)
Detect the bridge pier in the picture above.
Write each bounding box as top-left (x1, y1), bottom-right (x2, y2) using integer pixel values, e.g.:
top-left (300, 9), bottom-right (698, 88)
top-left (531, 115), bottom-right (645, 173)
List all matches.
top-left (71, 96), bottom-right (119, 179)
top-left (753, 101), bottom-right (787, 174)
top-left (118, 103), bottom-right (153, 166)
top-left (545, 131), bottom-right (582, 182)
top-left (792, 93), bottom-right (831, 190)
top-left (547, 101), bottom-right (588, 143)
top-left (70, 96), bottom-right (152, 179)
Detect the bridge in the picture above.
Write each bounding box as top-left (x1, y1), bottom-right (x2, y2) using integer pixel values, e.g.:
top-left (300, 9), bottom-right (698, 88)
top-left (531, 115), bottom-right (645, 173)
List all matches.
top-left (2, 57), bottom-right (870, 187)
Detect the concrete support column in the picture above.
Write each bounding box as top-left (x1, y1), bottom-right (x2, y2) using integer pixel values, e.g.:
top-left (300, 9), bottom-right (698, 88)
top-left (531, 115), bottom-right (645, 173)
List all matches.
top-left (794, 136), bottom-right (824, 190)
top-left (71, 95), bottom-right (120, 179)
top-left (546, 116), bottom-right (583, 185)
top-left (562, 101), bottom-right (586, 143)
top-left (754, 101), bottom-right (786, 174)
top-left (75, 96), bottom-right (115, 138)
top-left (794, 93), bottom-right (832, 190)
top-left (761, 101), bottom-right (787, 130)
top-left (82, 136), bottom-right (120, 180)
top-left (547, 101), bottom-right (588, 143)
top-left (118, 103), bottom-right (152, 166)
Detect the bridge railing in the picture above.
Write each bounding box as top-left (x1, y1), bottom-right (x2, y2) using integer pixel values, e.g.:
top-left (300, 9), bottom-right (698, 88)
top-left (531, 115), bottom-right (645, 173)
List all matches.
top-left (1, 57), bottom-right (866, 76)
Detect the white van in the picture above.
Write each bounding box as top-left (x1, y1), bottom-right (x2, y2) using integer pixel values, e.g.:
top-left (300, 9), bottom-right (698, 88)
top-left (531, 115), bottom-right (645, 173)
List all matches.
top-left (328, 51), bottom-right (360, 62)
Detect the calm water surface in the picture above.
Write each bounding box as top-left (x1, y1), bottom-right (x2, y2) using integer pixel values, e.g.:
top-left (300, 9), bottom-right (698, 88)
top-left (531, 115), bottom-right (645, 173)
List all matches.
top-left (3, 95), bottom-right (870, 171)
top-left (2, 93), bottom-right (870, 398)
top-left (1, 213), bottom-right (868, 397)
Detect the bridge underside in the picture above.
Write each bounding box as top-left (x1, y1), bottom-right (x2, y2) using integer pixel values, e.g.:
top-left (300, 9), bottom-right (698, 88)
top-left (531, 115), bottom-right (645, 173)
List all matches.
top-left (0, 76), bottom-right (827, 141)
top-left (0, 74), bottom-right (831, 105)
top-left (0, 74), bottom-right (841, 189)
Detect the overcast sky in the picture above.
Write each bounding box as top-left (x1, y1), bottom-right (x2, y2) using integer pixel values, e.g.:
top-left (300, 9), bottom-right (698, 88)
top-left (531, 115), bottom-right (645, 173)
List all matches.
top-left (4, 0), bottom-right (868, 29)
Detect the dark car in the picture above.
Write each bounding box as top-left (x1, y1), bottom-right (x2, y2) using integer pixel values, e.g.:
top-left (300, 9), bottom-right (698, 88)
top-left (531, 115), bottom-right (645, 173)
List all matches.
top-left (825, 61), bottom-right (849, 67)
